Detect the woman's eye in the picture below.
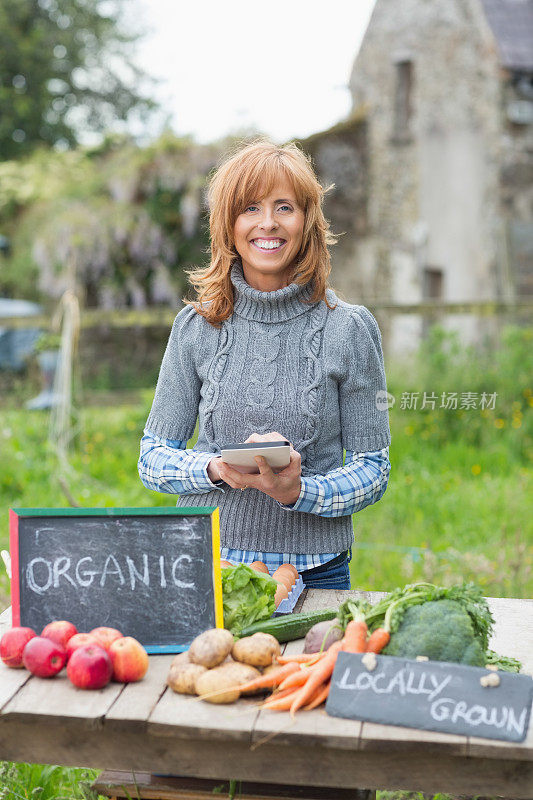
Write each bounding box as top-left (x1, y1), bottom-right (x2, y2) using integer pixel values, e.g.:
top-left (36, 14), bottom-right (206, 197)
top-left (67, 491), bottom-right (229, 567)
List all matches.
top-left (243, 203), bottom-right (294, 214)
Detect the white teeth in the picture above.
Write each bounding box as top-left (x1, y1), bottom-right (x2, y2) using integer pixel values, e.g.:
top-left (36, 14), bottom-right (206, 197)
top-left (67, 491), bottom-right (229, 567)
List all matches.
top-left (254, 239), bottom-right (283, 250)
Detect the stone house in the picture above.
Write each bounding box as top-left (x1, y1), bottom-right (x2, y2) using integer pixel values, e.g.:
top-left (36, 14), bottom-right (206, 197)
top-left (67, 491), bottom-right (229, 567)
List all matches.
top-left (302, 0), bottom-right (533, 354)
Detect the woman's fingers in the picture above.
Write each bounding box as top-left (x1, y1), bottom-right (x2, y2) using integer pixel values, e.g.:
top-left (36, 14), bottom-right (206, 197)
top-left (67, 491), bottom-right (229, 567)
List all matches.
top-left (278, 449), bottom-right (301, 476)
top-left (244, 431), bottom-right (292, 444)
top-left (218, 463), bottom-right (251, 490)
top-left (254, 456), bottom-right (272, 474)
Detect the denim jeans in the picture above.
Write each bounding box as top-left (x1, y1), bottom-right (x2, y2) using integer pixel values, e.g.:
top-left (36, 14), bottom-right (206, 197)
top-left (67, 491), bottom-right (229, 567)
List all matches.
top-left (299, 549), bottom-right (352, 590)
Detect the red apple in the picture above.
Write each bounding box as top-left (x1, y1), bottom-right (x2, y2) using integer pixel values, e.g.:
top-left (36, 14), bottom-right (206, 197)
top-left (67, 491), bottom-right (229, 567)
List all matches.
top-left (41, 620), bottom-right (78, 649)
top-left (0, 627), bottom-right (37, 668)
top-left (109, 636), bottom-right (149, 683)
top-left (66, 632), bottom-right (99, 661)
top-left (89, 626), bottom-right (123, 652)
top-left (22, 636), bottom-right (66, 677)
top-left (67, 644), bottom-right (113, 690)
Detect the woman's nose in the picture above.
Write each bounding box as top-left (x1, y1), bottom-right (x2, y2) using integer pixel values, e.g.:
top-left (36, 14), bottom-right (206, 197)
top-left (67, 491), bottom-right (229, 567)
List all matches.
top-left (258, 209), bottom-right (278, 230)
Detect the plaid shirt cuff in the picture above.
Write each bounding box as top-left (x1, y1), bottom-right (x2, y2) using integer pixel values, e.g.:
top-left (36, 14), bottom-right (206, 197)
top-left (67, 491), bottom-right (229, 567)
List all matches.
top-left (138, 432), bottom-right (224, 495)
top-left (276, 448), bottom-right (390, 517)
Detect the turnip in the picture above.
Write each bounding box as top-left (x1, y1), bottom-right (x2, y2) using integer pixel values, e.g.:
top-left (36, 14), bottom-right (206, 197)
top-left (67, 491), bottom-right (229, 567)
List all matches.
top-left (303, 619), bottom-right (343, 653)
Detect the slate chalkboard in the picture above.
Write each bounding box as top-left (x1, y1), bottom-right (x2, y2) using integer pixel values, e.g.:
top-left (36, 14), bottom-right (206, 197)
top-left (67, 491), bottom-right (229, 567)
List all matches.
top-left (9, 507), bottom-right (223, 654)
top-left (326, 652), bottom-right (533, 743)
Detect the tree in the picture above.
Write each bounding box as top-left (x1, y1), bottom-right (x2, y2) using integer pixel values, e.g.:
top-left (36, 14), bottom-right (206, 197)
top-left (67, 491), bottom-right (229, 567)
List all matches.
top-left (0, 0), bottom-right (156, 160)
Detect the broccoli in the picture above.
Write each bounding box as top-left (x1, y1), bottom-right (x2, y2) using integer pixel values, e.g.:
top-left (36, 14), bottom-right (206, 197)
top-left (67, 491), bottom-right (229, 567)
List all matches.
top-left (383, 599), bottom-right (486, 666)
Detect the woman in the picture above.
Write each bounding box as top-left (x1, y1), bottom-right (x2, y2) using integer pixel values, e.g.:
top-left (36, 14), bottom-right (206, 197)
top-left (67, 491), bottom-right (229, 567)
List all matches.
top-left (138, 138), bottom-right (391, 589)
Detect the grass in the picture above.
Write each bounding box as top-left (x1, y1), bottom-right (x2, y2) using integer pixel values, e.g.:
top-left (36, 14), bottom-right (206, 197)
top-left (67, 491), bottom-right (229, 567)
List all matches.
top-left (0, 762), bottom-right (103, 799)
top-left (350, 412), bottom-right (532, 597)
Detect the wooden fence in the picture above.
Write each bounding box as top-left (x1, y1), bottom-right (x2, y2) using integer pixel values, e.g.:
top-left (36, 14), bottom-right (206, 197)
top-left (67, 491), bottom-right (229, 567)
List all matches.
top-left (1, 299), bottom-right (532, 330)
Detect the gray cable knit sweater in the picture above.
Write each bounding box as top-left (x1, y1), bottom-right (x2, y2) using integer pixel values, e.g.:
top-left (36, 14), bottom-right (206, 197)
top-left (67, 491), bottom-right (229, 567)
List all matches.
top-left (145, 259), bottom-right (391, 554)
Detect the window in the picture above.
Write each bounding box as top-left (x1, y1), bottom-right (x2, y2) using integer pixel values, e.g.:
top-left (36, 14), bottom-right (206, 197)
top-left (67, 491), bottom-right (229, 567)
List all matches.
top-left (392, 60), bottom-right (413, 143)
top-left (422, 266), bottom-right (444, 338)
top-left (422, 267), bottom-right (444, 300)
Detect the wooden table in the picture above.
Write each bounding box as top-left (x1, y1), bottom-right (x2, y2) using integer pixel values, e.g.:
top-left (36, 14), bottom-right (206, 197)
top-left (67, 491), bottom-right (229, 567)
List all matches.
top-left (0, 590), bottom-right (532, 799)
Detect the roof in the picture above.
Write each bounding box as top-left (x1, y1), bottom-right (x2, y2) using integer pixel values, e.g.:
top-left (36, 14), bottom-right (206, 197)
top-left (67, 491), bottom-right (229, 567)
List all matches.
top-left (480, 0), bottom-right (533, 71)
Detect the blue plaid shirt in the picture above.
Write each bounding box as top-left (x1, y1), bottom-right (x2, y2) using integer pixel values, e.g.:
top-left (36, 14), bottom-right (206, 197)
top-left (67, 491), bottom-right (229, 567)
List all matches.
top-left (138, 431), bottom-right (390, 572)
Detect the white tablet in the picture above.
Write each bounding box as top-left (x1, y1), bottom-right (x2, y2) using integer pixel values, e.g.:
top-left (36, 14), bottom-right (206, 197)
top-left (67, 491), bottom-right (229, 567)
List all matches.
top-left (220, 440), bottom-right (291, 474)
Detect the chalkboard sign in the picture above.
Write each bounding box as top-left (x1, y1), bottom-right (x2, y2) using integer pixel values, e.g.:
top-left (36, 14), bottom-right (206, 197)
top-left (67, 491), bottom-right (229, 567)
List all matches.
top-left (9, 507), bottom-right (223, 654)
top-left (326, 652), bottom-right (533, 743)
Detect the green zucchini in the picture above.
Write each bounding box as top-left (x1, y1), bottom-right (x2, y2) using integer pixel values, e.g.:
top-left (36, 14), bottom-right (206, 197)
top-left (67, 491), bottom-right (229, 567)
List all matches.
top-left (236, 608), bottom-right (338, 643)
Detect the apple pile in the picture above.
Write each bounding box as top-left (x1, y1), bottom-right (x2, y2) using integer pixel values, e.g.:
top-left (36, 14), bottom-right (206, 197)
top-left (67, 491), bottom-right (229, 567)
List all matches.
top-left (0, 620), bottom-right (148, 689)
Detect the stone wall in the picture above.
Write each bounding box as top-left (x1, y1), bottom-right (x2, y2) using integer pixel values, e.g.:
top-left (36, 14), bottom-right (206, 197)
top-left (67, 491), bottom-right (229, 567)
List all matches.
top-left (296, 113), bottom-right (370, 303)
top-left (345, 0), bottom-right (509, 353)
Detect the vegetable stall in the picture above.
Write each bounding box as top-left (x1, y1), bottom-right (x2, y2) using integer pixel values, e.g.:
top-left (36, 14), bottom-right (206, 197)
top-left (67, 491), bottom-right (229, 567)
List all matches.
top-left (2, 510), bottom-right (532, 798)
top-left (0, 586), bottom-right (532, 799)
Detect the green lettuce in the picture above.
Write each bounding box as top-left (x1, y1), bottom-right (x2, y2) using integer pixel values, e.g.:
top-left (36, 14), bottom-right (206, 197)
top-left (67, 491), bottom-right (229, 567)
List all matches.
top-left (222, 563), bottom-right (277, 634)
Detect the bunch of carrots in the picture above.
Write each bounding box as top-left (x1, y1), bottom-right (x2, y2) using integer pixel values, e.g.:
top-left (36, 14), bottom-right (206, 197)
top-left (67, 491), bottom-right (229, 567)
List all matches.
top-left (232, 606), bottom-right (392, 716)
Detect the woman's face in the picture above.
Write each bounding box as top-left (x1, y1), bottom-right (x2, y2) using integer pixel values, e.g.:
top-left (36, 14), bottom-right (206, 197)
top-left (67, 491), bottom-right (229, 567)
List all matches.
top-left (233, 178), bottom-right (305, 292)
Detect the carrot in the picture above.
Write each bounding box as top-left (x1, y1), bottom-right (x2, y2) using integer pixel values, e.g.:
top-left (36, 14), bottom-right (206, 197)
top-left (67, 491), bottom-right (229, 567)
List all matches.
top-left (237, 661), bottom-right (299, 693)
top-left (303, 680), bottom-right (330, 710)
top-left (290, 640), bottom-right (343, 716)
top-left (342, 619), bottom-right (368, 653)
top-left (364, 596), bottom-right (402, 653)
top-left (262, 689), bottom-right (301, 712)
top-left (266, 686), bottom-right (296, 701)
top-left (365, 628), bottom-right (390, 653)
top-left (276, 652), bottom-right (324, 665)
top-left (278, 667), bottom-right (312, 692)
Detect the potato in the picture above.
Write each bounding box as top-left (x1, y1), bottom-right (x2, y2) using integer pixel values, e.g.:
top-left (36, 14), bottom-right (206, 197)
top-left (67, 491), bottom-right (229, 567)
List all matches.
top-left (261, 663), bottom-right (282, 678)
top-left (195, 664), bottom-right (243, 704)
top-left (232, 632), bottom-right (280, 667)
top-left (188, 628), bottom-right (234, 668)
top-left (170, 651), bottom-right (190, 668)
top-left (219, 662), bottom-right (261, 695)
top-left (167, 662), bottom-right (207, 695)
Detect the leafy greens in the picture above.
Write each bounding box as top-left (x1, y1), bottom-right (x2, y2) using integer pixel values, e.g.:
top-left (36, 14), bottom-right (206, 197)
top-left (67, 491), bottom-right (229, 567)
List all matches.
top-left (221, 563), bottom-right (277, 634)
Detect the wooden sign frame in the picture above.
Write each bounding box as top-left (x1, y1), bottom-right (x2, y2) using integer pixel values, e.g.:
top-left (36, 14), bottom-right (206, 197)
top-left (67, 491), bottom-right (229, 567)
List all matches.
top-left (9, 507), bottom-right (223, 653)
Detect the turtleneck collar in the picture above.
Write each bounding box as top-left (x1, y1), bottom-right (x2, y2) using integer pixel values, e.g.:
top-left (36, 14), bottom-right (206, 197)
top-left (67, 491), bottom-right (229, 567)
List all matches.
top-left (230, 258), bottom-right (317, 323)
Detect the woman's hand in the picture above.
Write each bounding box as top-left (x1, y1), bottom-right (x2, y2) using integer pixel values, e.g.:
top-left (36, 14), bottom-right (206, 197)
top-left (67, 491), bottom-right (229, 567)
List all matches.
top-left (216, 431), bottom-right (302, 506)
top-left (207, 457), bottom-right (224, 483)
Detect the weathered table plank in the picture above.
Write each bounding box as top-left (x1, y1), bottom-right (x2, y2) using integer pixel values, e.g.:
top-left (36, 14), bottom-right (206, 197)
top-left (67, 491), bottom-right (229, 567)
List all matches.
top-left (105, 653), bottom-right (173, 727)
top-left (1, 716), bottom-right (533, 798)
top-left (0, 607), bottom-right (12, 634)
top-left (487, 596), bottom-right (533, 675)
top-left (0, 608), bottom-right (35, 709)
top-left (2, 670), bottom-right (125, 726)
top-left (148, 670), bottom-right (258, 742)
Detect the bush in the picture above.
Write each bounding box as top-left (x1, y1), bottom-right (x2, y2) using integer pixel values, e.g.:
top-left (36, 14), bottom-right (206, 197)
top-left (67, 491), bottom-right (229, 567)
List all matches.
top-left (387, 325), bottom-right (532, 463)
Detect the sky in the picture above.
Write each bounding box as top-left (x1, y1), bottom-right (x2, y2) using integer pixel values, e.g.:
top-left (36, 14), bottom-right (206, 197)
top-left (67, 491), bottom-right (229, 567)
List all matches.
top-left (132, 0), bottom-right (376, 145)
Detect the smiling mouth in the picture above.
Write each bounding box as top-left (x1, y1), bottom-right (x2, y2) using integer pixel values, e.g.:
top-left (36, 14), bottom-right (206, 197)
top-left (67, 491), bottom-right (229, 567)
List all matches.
top-left (250, 238), bottom-right (286, 252)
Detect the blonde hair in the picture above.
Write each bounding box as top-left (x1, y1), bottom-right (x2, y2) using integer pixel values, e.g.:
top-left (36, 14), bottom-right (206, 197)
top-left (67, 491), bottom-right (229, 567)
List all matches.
top-left (183, 137), bottom-right (338, 326)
